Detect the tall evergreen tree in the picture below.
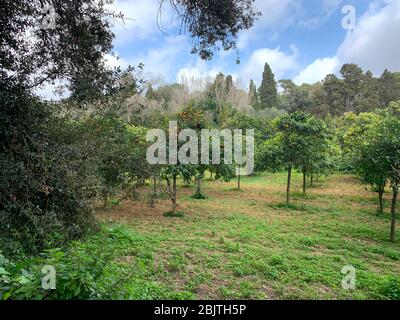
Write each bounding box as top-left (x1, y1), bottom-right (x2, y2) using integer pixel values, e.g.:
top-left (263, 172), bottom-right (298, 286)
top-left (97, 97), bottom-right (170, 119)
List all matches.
top-left (355, 71), bottom-right (381, 113)
top-left (209, 72), bottom-right (226, 102)
top-left (308, 83), bottom-right (330, 117)
top-left (145, 84), bottom-right (157, 100)
top-left (380, 69), bottom-right (400, 107)
top-left (225, 75), bottom-right (234, 94)
top-left (248, 79), bottom-right (258, 109)
top-left (322, 74), bottom-right (346, 116)
top-left (279, 80), bottom-right (312, 113)
top-left (258, 62), bottom-right (277, 109)
top-left (340, 63), bottom-right (364, 113)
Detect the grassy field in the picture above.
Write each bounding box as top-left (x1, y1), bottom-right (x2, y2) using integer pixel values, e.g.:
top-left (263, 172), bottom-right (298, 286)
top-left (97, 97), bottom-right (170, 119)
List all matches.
top-left (94, 172), bottom-right (400, 300)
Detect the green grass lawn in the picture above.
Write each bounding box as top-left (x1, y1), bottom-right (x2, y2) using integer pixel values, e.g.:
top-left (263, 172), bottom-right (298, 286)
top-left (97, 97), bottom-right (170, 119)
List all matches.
top-left (90, 174), bottom-right (400, 299)
top-left (89, 172), bottom-right (400, 300)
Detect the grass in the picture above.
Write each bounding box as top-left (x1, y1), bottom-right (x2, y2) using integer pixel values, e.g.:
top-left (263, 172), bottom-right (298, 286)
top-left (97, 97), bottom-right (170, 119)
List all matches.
top-left (91, 172), bottom-right (400, 300)
top-left (163, 211), bottom-right (185, 218)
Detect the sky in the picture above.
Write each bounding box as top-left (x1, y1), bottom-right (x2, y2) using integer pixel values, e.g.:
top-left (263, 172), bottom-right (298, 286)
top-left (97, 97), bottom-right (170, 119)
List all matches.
top-left (36, 0), bottom-right (400, 98)
top-left (105, 0), bottom-right (400, 89)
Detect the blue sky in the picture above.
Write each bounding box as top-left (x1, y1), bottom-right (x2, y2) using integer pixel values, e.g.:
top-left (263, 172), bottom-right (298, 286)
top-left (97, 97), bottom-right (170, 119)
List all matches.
top-left (38, 0), bottom-right (400, 98)
top-left (106, 0), bottom-right (400, 89)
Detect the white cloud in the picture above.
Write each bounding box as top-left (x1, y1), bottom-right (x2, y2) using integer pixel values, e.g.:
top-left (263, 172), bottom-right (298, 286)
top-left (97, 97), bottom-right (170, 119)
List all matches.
top-left (336, 0), bottom-right (400, 75)
top-left (111, 0), bottom-right (176, 44)
top-left (293, 0), bottom-right (400, 84)
top-left (253, 0), bottom-right (301, 29)
top-left (241, 45), bottom-right (300, 86)
top-left (237, 0), bottom-right (346, 48)
top-left (237, 0), bottom-right (302, 48)
top-left (104, 53), bottom-right (129, 69)
top-left (128, 36), bottom-right (188, 80)
top-left (293, 56), bottom-right (340, 85)
top-left (35, 79), bottom-right (69, 101)
top-left (176, 60), bottom-right (224, 91)
top-left (110, 0), bottom-right (400, 89)
top-left (297, 0), bottom-right (343, 29)
top-left (175, 45), bottom-right (300, 90)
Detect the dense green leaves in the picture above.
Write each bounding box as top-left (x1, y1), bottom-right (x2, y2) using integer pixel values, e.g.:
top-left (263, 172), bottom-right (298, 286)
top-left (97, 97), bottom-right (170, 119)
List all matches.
top-left (341, 105), bottom-right (400, 240)
top-left (258, 63), bottom-right (278, 110)
top-left (0, 89), bottom-right (97, 255)
top-left (257, 112), bottom-right (335, 202)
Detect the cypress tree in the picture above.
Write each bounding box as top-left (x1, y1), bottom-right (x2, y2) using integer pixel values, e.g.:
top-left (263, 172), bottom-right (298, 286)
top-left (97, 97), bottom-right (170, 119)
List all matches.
top-left (225, 75), bottom-right (234, 94)
top-left (146, 84), bottom-right (157, 100)
top-left (248, 79), bottom-right (259, 109)
top-left (380, 69), bottom-right (400, 107)
top-left (258, 62), bottom-right (277, 109)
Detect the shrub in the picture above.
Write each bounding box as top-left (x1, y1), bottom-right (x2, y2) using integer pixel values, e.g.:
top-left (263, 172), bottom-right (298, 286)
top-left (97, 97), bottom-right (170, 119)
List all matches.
top-left (0, 225), bottom-right (136, 300)
top-left (0, 88), bottom-right (97, 255)
top-left (163, 211), bottom-right (185, 218)
top-left (381, 276), bottom-right (400, 300)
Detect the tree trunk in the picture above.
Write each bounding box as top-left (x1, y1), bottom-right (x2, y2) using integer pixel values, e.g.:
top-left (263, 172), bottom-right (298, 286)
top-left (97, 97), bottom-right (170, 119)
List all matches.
top-left (237, 166), bottom-right (241, 190)
top-left (166, 177), bottom-right (175, 213)
top-left (195, 176), bottom-right (202, 194)
top-left (310, 173), bottom-right (314, 187)
top-left (390, 186), bottom-right (398, 242)
top-left (166, 177), bottom-right (171, 195)
top-left (210, 171), bottom-right (213, 180)
top-left (378, 184), bottom-right (385, 214)
top-left (102, 193), bottom-right (108, 208)
top-left (302, 170), bottom-right (306, 194)
top-left (153, 174), bottom-right (157, 197)
top-left (172, 175), bottom-right (177, 214)
top-left (286, 165), bottom-right (292, 204)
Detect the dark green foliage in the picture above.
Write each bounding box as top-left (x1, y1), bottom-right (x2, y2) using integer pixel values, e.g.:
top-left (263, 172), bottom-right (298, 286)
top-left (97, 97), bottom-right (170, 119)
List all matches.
top-left (311, 65), bottom-right (400, 117)
top-left (340, 63), bottom-right (364, 113)
top-left (2, 0), bottom-right (400, 300)
top-left (0, 0), bottom-right (262, 258)
top-left (164, 211), bottom-right (185, 218)
top-left (321, 74), bottom-right (346, 116)
top-left (227, 111), bottom-right (273, 175)
top-left (0, 225), bottom-right (167, 300)
top-left (81, 115), bottom-right (151, 202)
top-left (0, 0), bottom-right (123, 254)
top-left (202, 74), bottom-right (238, 126)
top-left (145, 83), bottom-right (187, 109)
top-left (225, 75), bottom-right (234, 94)
top-left (341, 104), bottom-right (400, 240)
top-left (0, 88), bottom-right (99, 255)
top-left (258, 63), bottom-right (278, 109)
top-left (1, 0), bottom-right (116, 101)
top-left (145, 84), bottom-right (157, 100)
top-left (356, 71), bottom-right (381, 113)
top-left (279, 80), bottom-right (313, 113)
top-left (167, 0), bottom-right (261, 60)
top-left (248, 79), bottom-right (258, 109)
top-left (380, 69), bottom-right (400, 107)
top-left (381, 277), bottom-right (400, 300)
top-left (257, 112), bottom-right (335, 202)
top-left (190, 192), bottom-right (207, 200)
top-left (175, 105), bottom-right (235, 200)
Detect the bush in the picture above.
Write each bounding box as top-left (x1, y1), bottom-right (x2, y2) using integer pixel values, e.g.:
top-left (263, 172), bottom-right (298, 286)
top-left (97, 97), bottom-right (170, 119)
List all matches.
top-left (0, 88), bottom-right (97, 256)
top-left (190, 192), bottom-right (207, 200)
top-left (0, 248), bottom-right (103, 300)
top-left (381, 276), bottom-right (400, 300)
top-left (0, 225), bottom-right (136, 300)
top-left (163, 211), bottom-right (185, 218)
